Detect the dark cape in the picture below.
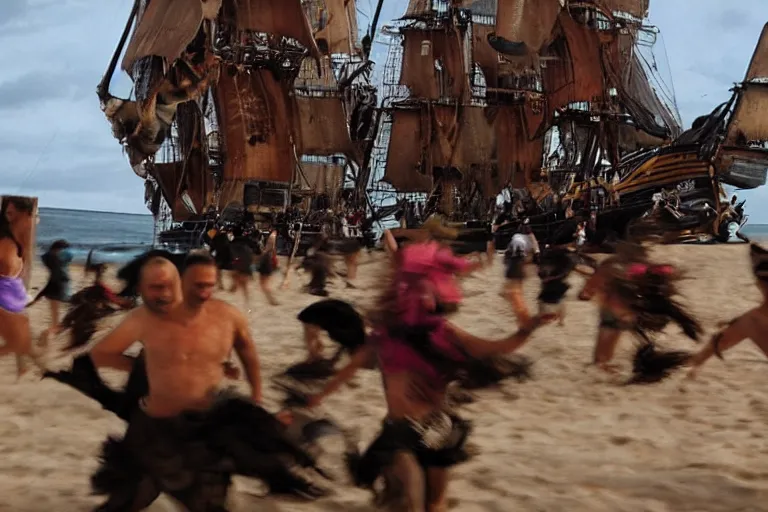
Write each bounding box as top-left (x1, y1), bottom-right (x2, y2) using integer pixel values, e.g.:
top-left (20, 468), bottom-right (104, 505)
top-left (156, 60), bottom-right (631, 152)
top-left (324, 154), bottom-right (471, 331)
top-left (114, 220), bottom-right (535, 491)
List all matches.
top-left (60, 285), bottom-right (122, 351)
top-left (44, 354), bottom-right (333, 509)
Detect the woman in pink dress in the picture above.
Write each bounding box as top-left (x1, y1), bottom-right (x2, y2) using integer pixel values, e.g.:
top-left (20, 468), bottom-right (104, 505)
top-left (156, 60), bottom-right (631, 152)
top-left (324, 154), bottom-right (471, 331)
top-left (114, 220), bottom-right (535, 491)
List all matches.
top-left (307, 241), bottom-right (545, 510)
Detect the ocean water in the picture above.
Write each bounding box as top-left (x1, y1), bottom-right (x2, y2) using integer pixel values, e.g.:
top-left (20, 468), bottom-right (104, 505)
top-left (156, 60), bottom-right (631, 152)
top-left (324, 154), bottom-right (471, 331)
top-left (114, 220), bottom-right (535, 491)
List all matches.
top-left (36, 208), bottom-right (155, 264)
top-left (740, 223), bottom-right (768, 240)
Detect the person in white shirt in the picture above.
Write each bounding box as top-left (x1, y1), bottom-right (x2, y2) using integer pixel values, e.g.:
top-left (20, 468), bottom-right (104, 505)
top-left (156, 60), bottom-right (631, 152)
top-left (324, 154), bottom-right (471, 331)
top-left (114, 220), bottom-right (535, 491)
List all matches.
top-left (502, 221), bottom-right (540, 326)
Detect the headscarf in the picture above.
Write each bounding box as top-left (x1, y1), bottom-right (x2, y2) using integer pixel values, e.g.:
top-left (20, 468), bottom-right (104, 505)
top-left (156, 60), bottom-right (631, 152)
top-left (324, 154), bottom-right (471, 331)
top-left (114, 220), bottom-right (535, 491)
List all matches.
top-left (395, 241), bottom-right (471, 324)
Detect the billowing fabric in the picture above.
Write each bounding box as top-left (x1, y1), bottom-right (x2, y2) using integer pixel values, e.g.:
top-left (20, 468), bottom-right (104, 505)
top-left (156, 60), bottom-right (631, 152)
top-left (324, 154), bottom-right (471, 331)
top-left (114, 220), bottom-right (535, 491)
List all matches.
top-left (60, 285), bottom-right (122, 351)
top-left (91, 393), bottom-right (328, 510)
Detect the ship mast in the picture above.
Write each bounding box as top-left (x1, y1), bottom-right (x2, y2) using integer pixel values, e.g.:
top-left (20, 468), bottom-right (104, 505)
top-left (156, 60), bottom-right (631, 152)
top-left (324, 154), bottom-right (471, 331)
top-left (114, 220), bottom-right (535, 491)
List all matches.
top-left (371, 0), bottom-right (561, 221)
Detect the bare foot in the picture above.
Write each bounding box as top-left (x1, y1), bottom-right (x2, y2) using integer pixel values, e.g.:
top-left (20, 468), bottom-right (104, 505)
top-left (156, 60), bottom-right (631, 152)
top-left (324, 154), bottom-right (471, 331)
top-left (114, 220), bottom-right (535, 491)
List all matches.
top-left (38, 330), bottom-right (50, 349)
top-left (15, 355), bottom-right (29, 381)
top-left (596, 363), bottom-right (621, 375)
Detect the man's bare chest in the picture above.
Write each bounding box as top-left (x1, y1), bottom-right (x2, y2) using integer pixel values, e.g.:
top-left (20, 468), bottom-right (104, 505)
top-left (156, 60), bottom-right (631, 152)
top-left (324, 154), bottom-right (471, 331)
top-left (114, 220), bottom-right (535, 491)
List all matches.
top-left (143, 319), bottom-right (233, 364)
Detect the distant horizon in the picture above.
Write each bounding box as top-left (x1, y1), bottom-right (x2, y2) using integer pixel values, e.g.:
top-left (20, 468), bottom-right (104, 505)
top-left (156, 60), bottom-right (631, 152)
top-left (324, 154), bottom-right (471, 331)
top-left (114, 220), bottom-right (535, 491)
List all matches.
top-left (39, 206), bottom-right (152, 217)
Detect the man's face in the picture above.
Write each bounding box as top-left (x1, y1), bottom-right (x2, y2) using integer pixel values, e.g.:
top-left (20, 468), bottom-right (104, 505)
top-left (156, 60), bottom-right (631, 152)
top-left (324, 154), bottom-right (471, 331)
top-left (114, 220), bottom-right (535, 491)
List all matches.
top-left (139, 265), bottom-right (181, 315)
top-left (183, 264), bottom-right (217, 307)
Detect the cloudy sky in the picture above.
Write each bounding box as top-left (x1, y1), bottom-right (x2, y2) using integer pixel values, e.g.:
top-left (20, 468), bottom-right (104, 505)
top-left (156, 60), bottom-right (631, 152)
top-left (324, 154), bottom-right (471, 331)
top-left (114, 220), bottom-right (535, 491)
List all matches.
top-left (1, 1), bottom-right (766, 218)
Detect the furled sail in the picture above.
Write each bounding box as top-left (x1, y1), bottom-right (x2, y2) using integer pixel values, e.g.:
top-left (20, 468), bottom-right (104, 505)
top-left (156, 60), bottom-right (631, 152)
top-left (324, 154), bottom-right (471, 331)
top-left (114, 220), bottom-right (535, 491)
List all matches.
top-left (621, 54), bottom-right (682, 139)
top-left (405, 0), bottom-right (475, 18)
top-left (382, 109), bottom-right (433, 192)
top-left (725, 24), bottom-right (768, 147)
top-left (430, 105), bottom-right (496, 171)
top-left (150, 150), bottom-right (212, 221)
top-left (400, 26), bottom-right (469, 100)
top-left (491, 105), bottom-right (544, 191)
top-left (231, 0), bottom-right (320, 58)
top-left (215, 67), bottom-right (296, 183)
top-left (121, 0), bottom-right (212, 72)
top-left (596, 0), bottom-right (649, 19)
top-left (493, 0), bottom-right (562, 55)
top-left (472, 23), bottom-right (501, 88)
top-left (717, 23), bottom-right (768, 189)
top-left (292, 57), bottom-right (356, 161)
top-left (541, 12), bottom-right (604, 119)
top-left (297, 162), bottom-right (345, 203)
top-left (312, 0), bottom-right (360, 55)
top-left (294, 97), bottom-right (356, 158)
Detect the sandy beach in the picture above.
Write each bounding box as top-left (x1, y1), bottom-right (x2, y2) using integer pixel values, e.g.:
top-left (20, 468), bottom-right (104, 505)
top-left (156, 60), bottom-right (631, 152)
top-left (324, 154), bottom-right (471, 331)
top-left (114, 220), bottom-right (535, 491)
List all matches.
top-left (3, 244), bottom-right (768, 511)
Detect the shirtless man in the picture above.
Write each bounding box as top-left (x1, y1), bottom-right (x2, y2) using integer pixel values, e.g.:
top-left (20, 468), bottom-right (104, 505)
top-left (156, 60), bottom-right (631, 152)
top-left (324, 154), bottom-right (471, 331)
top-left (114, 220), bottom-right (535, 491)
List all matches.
top-left (88, 254), bottom-right (265, 509)
top-left (687, 242), bottom-right (768, 379)
top-left (90, 253), bottom-right (262, 413)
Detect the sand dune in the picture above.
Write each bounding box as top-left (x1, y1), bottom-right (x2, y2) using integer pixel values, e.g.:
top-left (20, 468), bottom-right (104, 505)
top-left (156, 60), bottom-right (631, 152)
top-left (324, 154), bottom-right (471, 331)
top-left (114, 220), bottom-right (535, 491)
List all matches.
top-left (3, 244), bottom-right (768, 511)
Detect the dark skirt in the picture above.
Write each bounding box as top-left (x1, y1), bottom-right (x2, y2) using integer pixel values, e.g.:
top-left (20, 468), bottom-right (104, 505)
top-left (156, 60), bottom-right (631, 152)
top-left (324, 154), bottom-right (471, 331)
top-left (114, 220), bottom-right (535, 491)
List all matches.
top-left (91, 392), bottom-right (329, 510)
top-left (504, 257), bottom-right (525, 280)
top-left (43, 352), bottom-right (147, 421)
top-left (297, 299), bottom-right (366, 352)
top-left (39, 278), bottom-right (71, 302)
top-left (257, 252), bottom-right (277, 277)
top-left (538, 280), bottom-right (570, 305)
top-left (325, 238), bottom-right (362, 256)
top-left (350, 412), bottom-right (472, 489)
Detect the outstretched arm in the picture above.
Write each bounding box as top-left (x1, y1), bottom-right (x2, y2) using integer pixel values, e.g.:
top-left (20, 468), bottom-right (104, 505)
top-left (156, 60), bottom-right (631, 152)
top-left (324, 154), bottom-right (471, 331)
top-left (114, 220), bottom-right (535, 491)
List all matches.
top-left (308, 345), bottom-right (375, 408)
top-left (687, 312), bottom-right (755, 379)
top-left (447, 316), bottom-right (544, 360)
top-left (232, 309), bottom-right (262, 403)
top-left (383, 229), bottom-right (398, 256)
top-left (578, 269), bottom-right (604, 300)
top-left (90, 309), bottom-right (143, 371)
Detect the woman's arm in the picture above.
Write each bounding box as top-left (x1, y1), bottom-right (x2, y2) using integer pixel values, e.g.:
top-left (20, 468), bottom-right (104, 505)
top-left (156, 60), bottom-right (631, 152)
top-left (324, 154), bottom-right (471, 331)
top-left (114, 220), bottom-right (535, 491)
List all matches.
top-left (383, 229), bottom-right (398, 256)
top-left (308, 345), bottom-right (375, 407)
top-left (447, 317), bottom-right (544, 359)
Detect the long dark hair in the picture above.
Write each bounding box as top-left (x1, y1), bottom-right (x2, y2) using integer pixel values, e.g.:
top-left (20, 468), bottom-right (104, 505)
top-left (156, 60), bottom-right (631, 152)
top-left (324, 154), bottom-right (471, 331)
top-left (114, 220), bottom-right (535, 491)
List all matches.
top-left (0, 196), bottom-right (34, 240)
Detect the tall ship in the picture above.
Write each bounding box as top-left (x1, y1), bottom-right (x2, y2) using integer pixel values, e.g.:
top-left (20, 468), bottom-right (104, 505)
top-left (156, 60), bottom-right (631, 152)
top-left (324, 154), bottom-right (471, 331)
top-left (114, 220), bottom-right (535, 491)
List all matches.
top-left (371, 0), bottom-right (768, 248)
top-left (97, 0), bottom-right (380, 251)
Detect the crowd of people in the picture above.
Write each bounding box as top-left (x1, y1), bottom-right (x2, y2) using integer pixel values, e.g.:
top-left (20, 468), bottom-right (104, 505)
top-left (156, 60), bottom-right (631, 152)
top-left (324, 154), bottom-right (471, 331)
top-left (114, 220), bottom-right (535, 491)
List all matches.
top-left (0, 194), bottom-right (766, 510)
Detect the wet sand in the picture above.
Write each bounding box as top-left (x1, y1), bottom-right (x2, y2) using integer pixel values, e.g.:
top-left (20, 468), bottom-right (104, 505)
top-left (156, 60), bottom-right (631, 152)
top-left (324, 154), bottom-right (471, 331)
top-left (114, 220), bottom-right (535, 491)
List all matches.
top-left (3, 244), bottom-right (768, 511)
